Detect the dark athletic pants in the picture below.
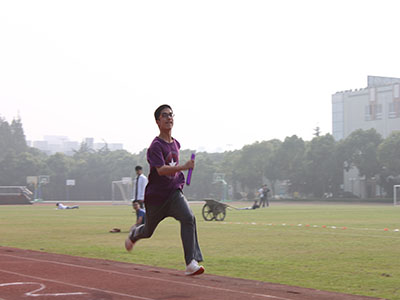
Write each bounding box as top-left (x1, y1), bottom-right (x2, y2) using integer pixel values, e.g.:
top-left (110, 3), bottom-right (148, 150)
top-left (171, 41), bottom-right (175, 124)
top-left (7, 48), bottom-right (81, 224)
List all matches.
top-left (259, 196), bottom-right (269, 207)
top-left (129, 190), bottom-right (203, 265)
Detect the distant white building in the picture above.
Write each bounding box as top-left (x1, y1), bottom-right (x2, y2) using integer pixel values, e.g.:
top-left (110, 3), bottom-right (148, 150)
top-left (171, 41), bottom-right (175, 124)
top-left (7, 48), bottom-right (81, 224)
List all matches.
top-left (44, 135), bottom-right (69, 145)
top-left (84, 138), bottom-right (94, 149)
top-left (94, 142), bottom-right (123, 151)
top-left (332, 75), bottom-right (400, 198)
top-left (32, 140), bottom-right (50, 154)
top-left (333, 76), bottom-right (400, 141)
top-left (63, 141), bottom-right (80, 155)
top-left (31, 136), bottom-right (124, 155)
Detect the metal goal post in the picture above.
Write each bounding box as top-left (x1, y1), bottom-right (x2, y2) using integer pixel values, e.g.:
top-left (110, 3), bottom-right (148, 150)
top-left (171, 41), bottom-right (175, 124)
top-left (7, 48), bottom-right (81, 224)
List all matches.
top-left (394, 185), bottom-right (400, 206)
top-left (111, 178), bottom-right (132, 204)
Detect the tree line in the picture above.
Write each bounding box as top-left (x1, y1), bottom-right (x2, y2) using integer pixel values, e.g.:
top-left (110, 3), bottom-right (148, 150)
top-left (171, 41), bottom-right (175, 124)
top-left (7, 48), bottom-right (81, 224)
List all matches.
top-left (1, 117), bottom-right (400, 200)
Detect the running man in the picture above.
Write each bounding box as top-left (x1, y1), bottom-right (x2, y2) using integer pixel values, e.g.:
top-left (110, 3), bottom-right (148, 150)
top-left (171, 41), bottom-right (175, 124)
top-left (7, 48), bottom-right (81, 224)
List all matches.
top-left (125, 104), bottom-right (204, 276)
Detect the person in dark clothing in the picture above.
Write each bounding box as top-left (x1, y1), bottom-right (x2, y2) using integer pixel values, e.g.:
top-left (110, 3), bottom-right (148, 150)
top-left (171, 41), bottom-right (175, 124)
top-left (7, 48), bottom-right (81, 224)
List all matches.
top-left (125, 104), bottom-right (204, 276)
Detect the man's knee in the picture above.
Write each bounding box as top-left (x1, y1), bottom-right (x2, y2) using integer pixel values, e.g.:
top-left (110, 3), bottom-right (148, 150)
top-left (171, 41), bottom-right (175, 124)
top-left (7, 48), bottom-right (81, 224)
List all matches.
top-left (180, 212), bottom-right (195, 224)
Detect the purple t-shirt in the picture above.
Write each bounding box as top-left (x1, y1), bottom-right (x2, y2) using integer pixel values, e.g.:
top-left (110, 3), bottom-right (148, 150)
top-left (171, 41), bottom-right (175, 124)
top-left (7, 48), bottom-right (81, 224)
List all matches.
top-left (144, 137), bottom-right (185, 205)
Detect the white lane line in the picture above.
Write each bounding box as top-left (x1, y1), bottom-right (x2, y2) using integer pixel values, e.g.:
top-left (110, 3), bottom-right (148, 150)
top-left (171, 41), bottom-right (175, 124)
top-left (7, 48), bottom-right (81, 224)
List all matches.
top-left (0, 282), bottom-right (88, 297)
top-left (0, 269), bottom-right (155, 300)
top-left (0, 253), bottom-right (293, 300)
top-left (219, 221), bottom-right (400, 235)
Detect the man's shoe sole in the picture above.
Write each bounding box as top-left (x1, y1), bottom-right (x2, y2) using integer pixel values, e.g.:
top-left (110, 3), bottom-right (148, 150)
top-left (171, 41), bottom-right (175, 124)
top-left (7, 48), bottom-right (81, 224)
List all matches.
top-left (125, 238), bottom-right (135, 251)
top-left (186, 266), bottom-right (205, 276)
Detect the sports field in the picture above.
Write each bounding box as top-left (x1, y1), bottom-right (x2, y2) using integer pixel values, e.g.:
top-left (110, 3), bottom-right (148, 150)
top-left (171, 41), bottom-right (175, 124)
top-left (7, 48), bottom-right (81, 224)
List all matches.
top-left (0, 202), bottom-right (399, 299)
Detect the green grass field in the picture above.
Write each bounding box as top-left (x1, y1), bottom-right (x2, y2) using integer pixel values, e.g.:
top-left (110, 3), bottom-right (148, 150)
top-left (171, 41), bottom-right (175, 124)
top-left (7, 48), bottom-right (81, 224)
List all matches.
top-left (1, 202), bottom-right (399, 299)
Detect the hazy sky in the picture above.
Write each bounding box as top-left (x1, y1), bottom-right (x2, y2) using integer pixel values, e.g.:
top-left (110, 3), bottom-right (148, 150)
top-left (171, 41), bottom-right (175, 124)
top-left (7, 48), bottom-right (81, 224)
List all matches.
top-left (2, 0), bottom-right (400, 153)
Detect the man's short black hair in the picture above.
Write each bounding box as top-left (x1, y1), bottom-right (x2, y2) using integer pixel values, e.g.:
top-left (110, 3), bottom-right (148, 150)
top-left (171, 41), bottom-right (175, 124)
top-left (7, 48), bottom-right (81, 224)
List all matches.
top-left (135, 165), bottom-right (142, 171)
top-left (154, 104), bottom-right (172, 120)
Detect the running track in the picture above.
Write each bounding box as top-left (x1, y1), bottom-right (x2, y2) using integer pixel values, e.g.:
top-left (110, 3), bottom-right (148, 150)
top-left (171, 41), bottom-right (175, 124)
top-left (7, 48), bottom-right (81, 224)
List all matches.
top-left (0, 246), bottom-right (382, 300)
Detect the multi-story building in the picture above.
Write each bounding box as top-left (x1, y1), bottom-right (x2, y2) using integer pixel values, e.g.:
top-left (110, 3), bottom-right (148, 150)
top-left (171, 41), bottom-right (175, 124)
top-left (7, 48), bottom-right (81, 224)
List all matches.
top-left (93, 142), bottom-right (123, 151)
top-left (32, 136), bottom-right (124, 155)
top-left (332, 76), bottom-right (400, 198)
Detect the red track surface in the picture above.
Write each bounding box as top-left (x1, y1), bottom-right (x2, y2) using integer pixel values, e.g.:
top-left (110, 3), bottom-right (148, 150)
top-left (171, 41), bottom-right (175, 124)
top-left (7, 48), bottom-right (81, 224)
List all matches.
top-left (0, 246), bottom-right (382, 300)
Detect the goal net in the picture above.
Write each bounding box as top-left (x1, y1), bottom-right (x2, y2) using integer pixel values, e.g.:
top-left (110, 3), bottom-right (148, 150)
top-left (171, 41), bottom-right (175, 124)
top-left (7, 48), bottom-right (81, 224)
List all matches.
top-left (112, 180), bottom-right (132, 204)
top-left (394, 185), bottom-right (400, 206)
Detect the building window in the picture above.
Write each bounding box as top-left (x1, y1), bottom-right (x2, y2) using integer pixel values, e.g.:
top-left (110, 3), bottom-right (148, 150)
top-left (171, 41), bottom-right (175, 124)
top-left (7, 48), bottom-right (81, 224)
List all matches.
top-left (376, 104), bottom-right (382, 119)
top-left (369, 88), bottom-right (376, 101)
top-left (394, 84), bottom-right (400, 99)
top-left (365, 104), bottom-right (382, 121)
top-left (332, 98), bottom-right (344, 140)
top-left (388, 102), bottom-right (400, 119)
top-left (365, 105), bottom-right (371, 121)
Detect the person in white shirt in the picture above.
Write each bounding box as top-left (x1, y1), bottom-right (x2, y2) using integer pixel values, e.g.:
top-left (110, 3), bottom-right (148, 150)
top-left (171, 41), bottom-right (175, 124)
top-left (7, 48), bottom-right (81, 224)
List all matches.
top-left (258, 184), bottom-right (270, 207)
top-left (133, 165), bottom-right (148, 208)
top-left (56, 203), bottom-right (79, 209)
top-left (258, 187), bottom-right (264, 205)
top-left (110, 167), bottom-right (147, 233)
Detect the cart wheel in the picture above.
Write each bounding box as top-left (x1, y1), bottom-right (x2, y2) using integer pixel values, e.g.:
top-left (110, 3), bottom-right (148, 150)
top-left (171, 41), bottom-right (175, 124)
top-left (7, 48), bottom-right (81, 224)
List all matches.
top-left (214, 209), bottom-right (226, 221)
top-left (202, 204), bottom-right (215, 221)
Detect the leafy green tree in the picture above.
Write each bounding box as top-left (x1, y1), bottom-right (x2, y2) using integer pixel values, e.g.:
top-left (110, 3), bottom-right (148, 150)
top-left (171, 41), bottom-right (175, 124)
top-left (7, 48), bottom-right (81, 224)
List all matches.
top-left (339, 129), bottom-right (383, 198)
top-left (105, 150), bottom-right (137, 180)
top-left (133, 148), bottom-right (149, 175)
top-left (313, 126), bottom-right (321, 137)
top-left (263, 139), bottom-right (283, 196)
top-left (68, 148), bottom-right (137, 200)
top-left (0, 117), bottom-right (12, 161)
top-left (0, 151), bottom-right (46, 186)
top-left (0, 151), bottom-right (19, 185)
top-left (305, 134), bottom-right (341, 197)
top-left (46, 153), bottom-right (73, 200)
top-left (79, 150), bottom-right (112, 200)
top-left (6, 116), bottom-right (400, 201)
top-left (340, 129), bottom-right (383, 179)
top-left (377, 131), bottom-right (400, 195)
top-left (378, 131), bottom-right (400, 175)
top-left (219, 150), bottom-right (242, 199)
top-left (73, 142), bottom-right (94, 158)
top-left (235, 141), bottom-right (270, 191)
top-left (184, 152), bottom-right (218, 199)
top-left (277, 135), bottom-right (306, 194)
top-left (10, 118), bottom-right (28, 154)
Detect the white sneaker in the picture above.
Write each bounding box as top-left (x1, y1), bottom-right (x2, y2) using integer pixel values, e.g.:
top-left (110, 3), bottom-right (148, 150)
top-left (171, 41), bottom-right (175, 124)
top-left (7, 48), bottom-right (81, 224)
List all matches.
top-left (185, 259), bottom-right (205, 276)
